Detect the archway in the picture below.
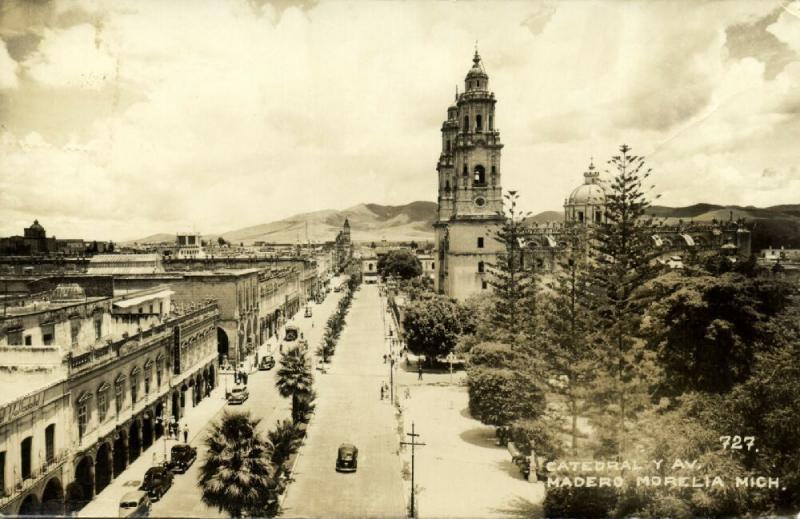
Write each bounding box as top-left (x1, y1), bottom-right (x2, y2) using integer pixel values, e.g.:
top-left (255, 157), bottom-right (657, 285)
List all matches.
top-left (128, 420), bottom-right (141, 462)
top-left (41, 477), bottom-right (64, 516)
top-left (208, 365), bottom-right (215, 390)
top-left (142, 414), bottom-right (154, 449)
top-left (94, 442), bottom-right (112, 494)
top-left (172, 391), bottom-right (181, 420)
top-left (217, 327), bottom-right (229, 363)
top-left (113, 431), bottom-right (128, 477)
top-left (69, 456), bottom-right (94, 511)
top-left (154, 402), bottom-right (165, 439)
top-left (18, 493), bottom-right (40, 516)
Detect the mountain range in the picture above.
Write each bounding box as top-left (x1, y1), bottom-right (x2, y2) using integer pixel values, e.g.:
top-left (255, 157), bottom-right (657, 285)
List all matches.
top-left (126, 201), bottom-right (800, 250)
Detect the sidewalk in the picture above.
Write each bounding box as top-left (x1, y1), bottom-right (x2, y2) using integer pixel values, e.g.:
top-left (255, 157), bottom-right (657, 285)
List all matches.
top-left (78, 384), bottom-right (228, 517)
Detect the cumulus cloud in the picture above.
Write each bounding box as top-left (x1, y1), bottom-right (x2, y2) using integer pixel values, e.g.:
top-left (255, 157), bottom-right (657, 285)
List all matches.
top-left (0, 0), bottom-right (798, 240)
top-left (0, 39), bottom-right (19, 89)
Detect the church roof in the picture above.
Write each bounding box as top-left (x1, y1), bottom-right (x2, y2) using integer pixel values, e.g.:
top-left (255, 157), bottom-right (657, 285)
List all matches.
top-left (465, 50), bottom-right (488, 80)
top-left (567, 161), bottom-right (606, 205)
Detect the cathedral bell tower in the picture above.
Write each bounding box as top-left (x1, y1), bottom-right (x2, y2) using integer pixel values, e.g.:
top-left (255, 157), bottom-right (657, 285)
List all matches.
top-left (434, 50), bottom-right (504, 300)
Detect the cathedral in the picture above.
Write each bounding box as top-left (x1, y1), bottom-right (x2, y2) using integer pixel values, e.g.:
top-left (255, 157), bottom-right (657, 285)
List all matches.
top-left (433, 50), bottom-right (504, 300)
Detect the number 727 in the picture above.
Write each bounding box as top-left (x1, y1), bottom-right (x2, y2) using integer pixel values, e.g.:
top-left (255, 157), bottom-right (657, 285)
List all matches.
top-left (720, 436), bottom-right (755, 450)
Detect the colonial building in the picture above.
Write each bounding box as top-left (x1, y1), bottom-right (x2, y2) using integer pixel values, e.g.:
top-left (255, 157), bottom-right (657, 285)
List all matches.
top-left (434, 50), bottom-right (504, 300)
top-left (175, 233), bottom-right (206, 260)
top-left (0, 284), bottom-right (219, 515)
top-left (87, 254), bottom-right (164, 275)
top-left (361, 255), bottom-right (379, 284)
top-left (564, 160), bottom-right (606, 225)
top-left (0, 220), bottom-right (109, 257)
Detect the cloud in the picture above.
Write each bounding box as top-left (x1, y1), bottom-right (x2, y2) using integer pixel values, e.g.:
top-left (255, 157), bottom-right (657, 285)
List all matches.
top-left (23, 24), bottom-right (117, 90)
top-left (0, 39), bottom-right (19, 89)
top-left (0, 0), bottom-right (798, 241)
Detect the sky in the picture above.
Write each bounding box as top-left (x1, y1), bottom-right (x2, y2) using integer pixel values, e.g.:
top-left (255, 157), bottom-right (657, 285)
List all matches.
top-left (1, 0), bottom-right (799, 241)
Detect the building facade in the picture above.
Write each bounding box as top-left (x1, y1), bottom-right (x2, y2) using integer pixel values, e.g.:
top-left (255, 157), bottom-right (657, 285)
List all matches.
top-left (434, 50), bottom-right (504, 301)
top-left (334, 219), bottom-right (353, 273)
top-left (0, 284), bottom-right (219, 515)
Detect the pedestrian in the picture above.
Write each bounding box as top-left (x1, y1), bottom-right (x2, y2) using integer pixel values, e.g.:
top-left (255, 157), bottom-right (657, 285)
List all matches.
top-left (380, 385), bottom-right (385, 400)
top-left (383, 354), bottom-right (387, 364)
top-left (183, 424), bottom-right (189, 443)
top-left (418, 364), bottom-right (423, 381)
top-left (404, 387), bottom-right (411, 400)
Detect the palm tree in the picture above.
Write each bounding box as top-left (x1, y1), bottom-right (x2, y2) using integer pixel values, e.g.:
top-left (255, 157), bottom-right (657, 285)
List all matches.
top-left (198, 411), bottom-right (276, 518)
top-left (268, 419), bottom-right (302, 469)
top-left (275, 347), bottom-right (314, 423)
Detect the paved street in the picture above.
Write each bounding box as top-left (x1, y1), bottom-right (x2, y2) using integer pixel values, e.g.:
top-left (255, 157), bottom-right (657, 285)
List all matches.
top-left (282, 284), bottom-right (406, 518)
top-left (79, 283), bottom-right (343, 518)
top-left (396, 366), bottom-right (545, 518)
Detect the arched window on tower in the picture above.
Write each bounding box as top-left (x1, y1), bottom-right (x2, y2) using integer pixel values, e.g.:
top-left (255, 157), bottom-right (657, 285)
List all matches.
top-left (464, 116), bottom-right (469, 133)
top-left (476, 115), bottom-right (482, 132)
top-left (445, 180), bottom-right (451, 192)
top-left (474, 165), bottom-right (486, 185)
top-left (489, 115), bottom-right (493, 130)
top-left (491, 165), bottom-right (497, 175)
top-left (462, 164), bottom-right (468, 176)
top-left (446, 140), bottom-right (451, 152)
top-left (478, 261), bottom-right (485, 273)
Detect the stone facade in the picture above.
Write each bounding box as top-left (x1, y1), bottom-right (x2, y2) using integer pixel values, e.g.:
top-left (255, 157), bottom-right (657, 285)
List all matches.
top-left (434, 50), bottom-right (504, 301)
top-left (0, 287), bottom-right (219, 515)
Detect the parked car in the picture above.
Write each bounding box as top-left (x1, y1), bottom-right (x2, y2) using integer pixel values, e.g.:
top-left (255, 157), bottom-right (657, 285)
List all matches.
top-left (335, 443), bottom-right (358, 473)
top-left (167, 444), bottom-right (197, 473)
top-left (304, 306), bottom-right (313, 318)
top-left (334, 285), bottom-right (342, 293)
top-left (227, 385), bottom-right (249, 405)
top-left (119, 490), bottom-right (151, 518)
top-left (139, 466), bottom-right (173, 500)
top-left (259, 355), bottom-right (276, 371)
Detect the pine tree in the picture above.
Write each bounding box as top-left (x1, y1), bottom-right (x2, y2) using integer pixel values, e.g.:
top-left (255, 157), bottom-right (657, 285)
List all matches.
top-left (487, 191), bottom-right (541, 345)
top-left (584, 144), bottom-right (661, 457)
top-left (541, 221), bottom-right (593, 456)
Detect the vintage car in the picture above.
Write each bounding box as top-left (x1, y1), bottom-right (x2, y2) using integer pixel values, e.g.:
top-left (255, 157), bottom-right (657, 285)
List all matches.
top-left (335, 443), bottom-right (358, 473)
top-left (139, 466), bottom-right (173, 500)
top-left (507, 442), bottom-right (531, 479)
top-left (304, 306), bottom-right (313, 318)
top-left (167, 444), bottom-right (197, 473)
top-left (227, 385), bottom-right (249, 405)
top-left (259, 355), bottom-right (276, 370)
top-left (119, 490), bottom-right (151, 518)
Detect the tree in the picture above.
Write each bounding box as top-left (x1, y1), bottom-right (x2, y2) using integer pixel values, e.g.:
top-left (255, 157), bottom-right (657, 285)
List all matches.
top-left (583, 144), bottom-right (661, 456)
top-left (199, 411), bottom-right (276, 518)
top-left (540, 222), bottom-right (593, 455)
top-left (467, 366), bottom-right (544, 426)
top-left (267, 419), bottom-right (302, 471)
top-left (402, 294), bottom-right (465, 359)
top-left (487, 191), bottom-right (541, 344)
top-left (275, 348), bottom-right (314, 423)
top-left (377, 249), bottom-right (422, 280)
top-left (217, 236), bottom-right (227, 246)
top-left (643, 271), bottom-right (791, 395)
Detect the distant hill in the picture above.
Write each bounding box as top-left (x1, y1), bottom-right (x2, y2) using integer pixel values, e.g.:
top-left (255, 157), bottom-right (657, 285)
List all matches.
top-left (126, 201), bottom-right (800, 250)
top-left (125, 233), bottom-right (175, 245)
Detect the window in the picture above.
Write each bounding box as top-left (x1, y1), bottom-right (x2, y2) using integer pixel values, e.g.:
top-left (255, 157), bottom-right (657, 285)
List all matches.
top-left (478, 261), bottom-right (485, 273)
top-left (45, 424), bottom-right (55, 463)
top-left (446, 140), bottom-right (450, 152)
top-left (0, 451), bottom-right (5, 494)
top-left (138, 307), bottom-right (143, 314)
top-left (474, 165), bottom-right (486, 184)
top-left (489, 115), bottom-right (493, 130)
top-left (463, 116), bottom-right (469, 133)
top-left (130, 372), bottom-right (139, 405)
top-left (578, 211), bottom-right (584, 223)
top-left (149, 304), bottom-right (153, 314)
top-left (20, 437), bottom-right (32, 480)
top-left (159, 302), bottom-right (164, 314)
top-left (144, 364), bottom-right (152, 395)
top-left (477, 237), bottom-right (484, 248)
top-left (43, 323), bottom-right (55, 345)
top-left (476, 114), bottom-right (482, 131)
top-left (97, 386), bottom-right (109, 422)
top-left (156, 357), bottom-right (163, 388)
top-left (115, 378), bottom-right (125, 415)
top-left (445, 180), bottom-right (450, 191)
top-left (94, 318), bottom-right (102, 340)
top-left (491, 165), bottom-right (496, 175)
top-left (7, 329), bottom-right (22, 346)
top-left (432, 262), bottom-right (435, 270)
top-left (24, 335), bottom-right (32, 345)
top-left (70, 319), bottom-right (81, 345)
top-left (482, 280), bottom-right (488, 290)
top-left (78, 404), bottom-right (88, 439)
top-left (368, 263), bottom-right (373, 271)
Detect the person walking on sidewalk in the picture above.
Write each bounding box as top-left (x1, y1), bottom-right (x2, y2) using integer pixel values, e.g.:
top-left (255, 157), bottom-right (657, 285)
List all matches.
top-left (183, 424), bottom-right (189, 443)
top-left (380, 385), bottom-right (385, 400)
top-left (418, 363), bottom-right (423, 381)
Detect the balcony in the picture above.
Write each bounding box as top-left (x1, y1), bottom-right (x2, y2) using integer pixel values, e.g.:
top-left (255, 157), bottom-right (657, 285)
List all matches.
top-left (0, 449), bottom-right (68, 507)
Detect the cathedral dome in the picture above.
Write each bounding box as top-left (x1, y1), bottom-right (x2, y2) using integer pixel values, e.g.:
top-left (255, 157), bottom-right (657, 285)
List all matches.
top-left (51, 283), bottom-right (86, 303)
top-left (566, 161), bottom-right (606, 205)
top-left (29, 219), bottom-right (44, 232)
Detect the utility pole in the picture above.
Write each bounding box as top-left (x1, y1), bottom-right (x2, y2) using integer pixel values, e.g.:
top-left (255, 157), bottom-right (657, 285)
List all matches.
top-left (401, 422), bottom-right (425, 518)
